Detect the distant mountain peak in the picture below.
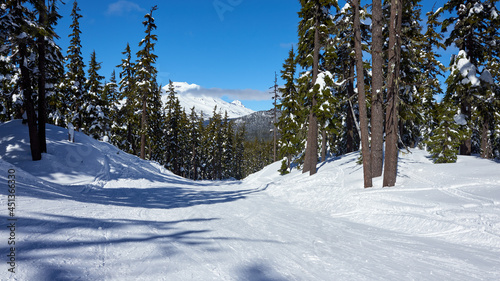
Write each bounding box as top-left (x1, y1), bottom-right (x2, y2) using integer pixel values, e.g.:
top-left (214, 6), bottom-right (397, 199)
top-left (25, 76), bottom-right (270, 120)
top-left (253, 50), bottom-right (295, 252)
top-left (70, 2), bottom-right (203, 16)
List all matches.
top-left (161, 82), bottom-right (255, 120)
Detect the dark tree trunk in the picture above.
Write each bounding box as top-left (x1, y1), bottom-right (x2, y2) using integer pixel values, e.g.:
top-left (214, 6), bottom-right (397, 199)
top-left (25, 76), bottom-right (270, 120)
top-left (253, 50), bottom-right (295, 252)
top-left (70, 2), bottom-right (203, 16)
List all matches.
top-left (459, 101), bottom-right (472, 155)
top-left (346, 58), bottom-right (356, 153)
top-left (354, 0), bottom-right (372, 188)
top-left (480, 117), bottom-right (491, 158)
top-left (20, 44), bottom-right (42, 161)
top-left (383, 0), bottom-right (403, 187)
top-left (321, 129), bottom-right (327, 162)
top-left (303, 4), bottom-right (320, 175)
top-left (371, 0), bottom-right (384, 178)
top-left (37, 0), bottom-right (47, 153)
top-left (140, 93), bottom-right (146, 159)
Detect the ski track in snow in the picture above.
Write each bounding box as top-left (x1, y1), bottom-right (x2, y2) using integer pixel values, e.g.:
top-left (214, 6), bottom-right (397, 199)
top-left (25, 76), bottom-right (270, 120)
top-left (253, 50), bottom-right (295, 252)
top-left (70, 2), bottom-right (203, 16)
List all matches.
top-left (0, 120), bottom-right (500, 280)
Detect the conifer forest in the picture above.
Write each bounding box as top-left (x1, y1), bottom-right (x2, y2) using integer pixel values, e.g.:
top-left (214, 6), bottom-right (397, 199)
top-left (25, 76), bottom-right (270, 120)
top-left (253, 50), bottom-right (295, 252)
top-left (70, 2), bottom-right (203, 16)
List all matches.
top-left (1, 0), bottom-right (500, 186)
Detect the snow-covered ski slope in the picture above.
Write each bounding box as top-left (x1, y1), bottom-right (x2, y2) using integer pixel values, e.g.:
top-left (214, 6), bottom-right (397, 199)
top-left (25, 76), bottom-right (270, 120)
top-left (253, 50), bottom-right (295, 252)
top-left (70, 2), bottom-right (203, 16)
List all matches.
top-left (1, 120), bottom-right (499, 280)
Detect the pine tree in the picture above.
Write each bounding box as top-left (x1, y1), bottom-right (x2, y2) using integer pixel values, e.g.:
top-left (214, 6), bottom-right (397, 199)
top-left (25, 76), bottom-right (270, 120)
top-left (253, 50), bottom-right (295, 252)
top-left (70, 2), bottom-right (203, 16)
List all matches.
top-left (83, 50), bottom-right (106, 139)
top-left (420, 8), bottom-right (446, 146)
top-left (427, 100), bottom-right (466, 163)
top-left (441, 0), bottom-right (500, 156)
top-left (164, 81), bottom-right (183, 174)
top-left (7, 0), bottom-right (41, 160)
top-left (135, 5), bottom-right (158, 159)
top-left (187, 106), bottom-right (203, 180)
top-left (64, 0), bottom-right (85, 134)
top-left (277, 47), bottom-right (305, 173)
top-left (398, 0), bottom-right (427, 148)
top-left (42, 1), bottom-right (65, 130)
top-left (0, 1), bottom-right (14, 122)
top-left (233, 124), bottom-right (246, 179)
top-left (297, 0), bottom-right (338, 175)
top-left (103, 70), bottom-right (119, 141)
top-left (222, 111), bottom-right (235, 179)
top-left (115, 43), bottom-right (139, 154)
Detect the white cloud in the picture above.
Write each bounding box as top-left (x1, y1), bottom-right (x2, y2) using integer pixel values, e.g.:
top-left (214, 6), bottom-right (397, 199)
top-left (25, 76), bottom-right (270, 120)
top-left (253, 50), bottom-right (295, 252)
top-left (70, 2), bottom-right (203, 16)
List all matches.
top-left (106, 0), bottom-right (145, 16)
top-left (170, 82), bottom-right (270, 101)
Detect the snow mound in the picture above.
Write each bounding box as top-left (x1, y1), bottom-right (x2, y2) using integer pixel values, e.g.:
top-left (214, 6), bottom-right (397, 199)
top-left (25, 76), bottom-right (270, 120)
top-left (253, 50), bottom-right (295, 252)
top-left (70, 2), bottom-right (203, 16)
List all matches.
top-left (0, 120), bottom-right (178, 190)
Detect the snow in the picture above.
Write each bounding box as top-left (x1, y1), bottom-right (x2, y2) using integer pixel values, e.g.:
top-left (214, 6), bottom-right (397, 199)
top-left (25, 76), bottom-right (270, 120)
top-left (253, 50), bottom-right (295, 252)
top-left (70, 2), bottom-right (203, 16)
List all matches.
top-left (480, 69), bottom-right (494, 85)
top-left (453, 50), bottom-right (480, 87)
top-left (161, 82), bottom-right (255, 120)
top-left (1, 120), bottom-right (500, 280)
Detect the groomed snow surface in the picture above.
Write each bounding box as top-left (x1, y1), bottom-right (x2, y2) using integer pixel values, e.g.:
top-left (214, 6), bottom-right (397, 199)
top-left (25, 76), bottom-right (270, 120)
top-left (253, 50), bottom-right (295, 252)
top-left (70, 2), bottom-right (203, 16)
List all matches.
top-left (1, 120), bottom-right (499, 280)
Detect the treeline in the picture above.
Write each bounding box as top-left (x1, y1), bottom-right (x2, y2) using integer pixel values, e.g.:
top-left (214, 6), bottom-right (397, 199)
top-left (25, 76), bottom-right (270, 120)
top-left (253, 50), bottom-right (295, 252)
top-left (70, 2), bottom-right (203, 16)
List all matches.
top-left (276, 0), bottom-right (500, 187)
top-left (0, 1), bottom-right (270, 180)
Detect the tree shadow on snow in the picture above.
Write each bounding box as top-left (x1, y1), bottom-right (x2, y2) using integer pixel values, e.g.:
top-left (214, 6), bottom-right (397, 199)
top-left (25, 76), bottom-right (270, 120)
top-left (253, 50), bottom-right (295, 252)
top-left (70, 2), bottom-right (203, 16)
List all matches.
top-left (237, 263), bottom-right (288, 281)
top-left (0, 214), bottom-right (282, 280)
top-left (9, 178), bottom-right (263, 210)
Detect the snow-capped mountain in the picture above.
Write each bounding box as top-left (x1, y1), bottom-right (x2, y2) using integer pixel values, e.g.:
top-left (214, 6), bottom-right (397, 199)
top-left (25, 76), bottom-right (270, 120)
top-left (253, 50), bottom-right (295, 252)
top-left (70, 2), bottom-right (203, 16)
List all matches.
top-left (161, 82), bottom-right (255, 120)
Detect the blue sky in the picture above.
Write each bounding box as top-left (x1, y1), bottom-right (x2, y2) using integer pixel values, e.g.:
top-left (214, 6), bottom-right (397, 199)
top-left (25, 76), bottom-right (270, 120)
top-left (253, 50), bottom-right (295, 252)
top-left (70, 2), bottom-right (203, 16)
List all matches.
top-left (54, 0), bottom-right (454, 111)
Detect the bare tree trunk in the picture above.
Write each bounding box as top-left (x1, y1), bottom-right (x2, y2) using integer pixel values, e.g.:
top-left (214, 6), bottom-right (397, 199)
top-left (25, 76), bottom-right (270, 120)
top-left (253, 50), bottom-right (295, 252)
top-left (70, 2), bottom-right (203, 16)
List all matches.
top-left (371, 0), bottom-right (384, 178)
top-left (354, 0), bottom-right (372, 188)
top-left (20, 44), bottom-right (42, 161)
top-left (303, 5), bottom-right (320, 176)
top-left (37, 0), bottom-right (47, 153)
top-left (140, 93), bottom-right (146, 159)
top-left (321, 129), bottom-right (327, 162)
top-left (383, 0), bottom-right (403, 187)
top-left (459, 101), bottom-right (472, 155)
top-left (480, 117), bottom-right (491, 158)
top-left (346, 58), bottom-right (356, 153)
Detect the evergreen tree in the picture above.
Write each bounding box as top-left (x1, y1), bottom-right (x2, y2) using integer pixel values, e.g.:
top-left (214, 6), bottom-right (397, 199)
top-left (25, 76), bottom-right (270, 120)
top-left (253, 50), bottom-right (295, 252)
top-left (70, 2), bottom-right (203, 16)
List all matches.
top-left (277, 47), bottom-right (305, 173)
top-left (135, 5), bottom-right (158, 159)
top-left (6, 0), bottom-right (41, 160)
top-left (441, 0), bottom-right (500, 156)
top-left (297, 0), bottom-right (338, 175)
top-left (187, 106), bottom-right (203, 180)
top-left (233, 124), bottom-right (246, 179)
top-left (222, 111), bottom-right (235, 179)
top-left (420, 8), bottom-right (446, 146)
top-left (103, 70), bottom-right (119, 141)
top-left (115, 43), bottom-right (139, 154)
top-left (164, 81), bottom-right (183, 174)
top-left (83, 50), bottom-right (106, 139)
top-left (64, 0), bottom-right (85, 133)
top-left (147, 85), bottom-right (165, 162)
top-left (427, 100), bottom-right (466, 163)
top-left (206, 106), bottom-right (223, 179)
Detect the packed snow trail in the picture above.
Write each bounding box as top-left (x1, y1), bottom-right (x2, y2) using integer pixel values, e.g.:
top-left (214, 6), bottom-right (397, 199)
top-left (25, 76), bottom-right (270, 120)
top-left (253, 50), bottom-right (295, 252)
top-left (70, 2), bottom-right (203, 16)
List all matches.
top-left (1, 120), bottom-right (499, 280)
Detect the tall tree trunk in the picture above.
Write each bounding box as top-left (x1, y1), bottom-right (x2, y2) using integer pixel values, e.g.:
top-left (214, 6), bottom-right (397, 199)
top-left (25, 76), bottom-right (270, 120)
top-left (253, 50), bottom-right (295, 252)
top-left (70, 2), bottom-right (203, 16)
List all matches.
top-left (371, 0), bottom-right (384, 178)
top-left (459, 101), bottom-right (472, 155)
top-left (480, 116), bottom-right (491, 158)
top-left (321, 129), bottom-right (327, 162)
top-left (37, 0), bottom-right (47, 153)
top-left (140, 93), bottom-right (146, 159)
top-left (354, 0), bottom-right (372, 188)
top-left (346, 58), bottom-right (356, 153)
top-left (383, 0), bottom-right (403, 187)
top-left (303, 5), bottom-right (320, 175)
top-left (20, 44), bottom-right (42, 161)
